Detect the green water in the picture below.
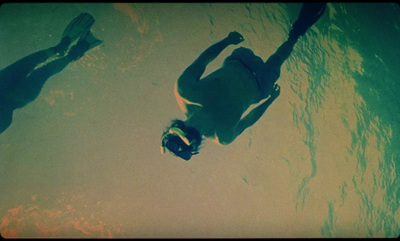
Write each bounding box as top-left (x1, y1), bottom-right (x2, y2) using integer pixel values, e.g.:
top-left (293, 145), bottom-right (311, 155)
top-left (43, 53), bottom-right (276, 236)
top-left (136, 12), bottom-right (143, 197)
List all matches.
top-left (0, 3), bottom-right (399, 238)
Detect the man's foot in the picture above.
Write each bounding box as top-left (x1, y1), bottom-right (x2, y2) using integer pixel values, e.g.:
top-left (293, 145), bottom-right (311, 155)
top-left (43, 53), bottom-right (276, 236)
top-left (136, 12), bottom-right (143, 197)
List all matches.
top-left (55, 13), bottom-right (95, 56)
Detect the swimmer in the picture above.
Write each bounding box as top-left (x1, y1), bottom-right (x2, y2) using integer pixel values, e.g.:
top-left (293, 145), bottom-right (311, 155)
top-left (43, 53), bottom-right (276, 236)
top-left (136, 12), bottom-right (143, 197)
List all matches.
top-left (161, 3), bottom-right (327, 160)
top-left (0, 13), bottom-right (103, 134)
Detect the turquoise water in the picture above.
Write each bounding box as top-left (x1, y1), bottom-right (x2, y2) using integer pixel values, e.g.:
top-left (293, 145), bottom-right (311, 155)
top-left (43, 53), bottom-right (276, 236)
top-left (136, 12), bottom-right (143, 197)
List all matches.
top-left (0, 3), bottom-right (399, 238)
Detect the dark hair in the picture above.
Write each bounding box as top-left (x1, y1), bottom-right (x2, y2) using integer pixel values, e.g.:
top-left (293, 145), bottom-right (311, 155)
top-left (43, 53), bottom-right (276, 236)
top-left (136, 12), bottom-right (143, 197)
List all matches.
top-left (161, 119), bottom-right (203, 160)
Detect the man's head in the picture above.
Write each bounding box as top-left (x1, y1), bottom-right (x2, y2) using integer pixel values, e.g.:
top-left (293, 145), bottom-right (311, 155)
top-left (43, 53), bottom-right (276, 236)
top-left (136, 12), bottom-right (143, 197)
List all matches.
top-left (161, 119), bottom-right (202, 161)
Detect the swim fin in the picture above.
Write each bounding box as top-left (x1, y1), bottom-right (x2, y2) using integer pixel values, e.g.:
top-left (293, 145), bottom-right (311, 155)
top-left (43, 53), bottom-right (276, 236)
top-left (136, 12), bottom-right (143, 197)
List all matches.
top-left (62, 13), bottom-right (95, 42)
top-left (68, 30), bottom-right (103, 61)
top-left (289, 3), bottom-right (327, 38)
top-left (82, 30), bottom-right (103, 50)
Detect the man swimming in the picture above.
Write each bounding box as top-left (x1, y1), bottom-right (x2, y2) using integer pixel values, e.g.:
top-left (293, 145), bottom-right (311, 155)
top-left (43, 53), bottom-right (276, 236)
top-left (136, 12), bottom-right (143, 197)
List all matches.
top-left (161, 3), bottom-right (327, 160)
top-left (0, 13), bottom-right (102, 134)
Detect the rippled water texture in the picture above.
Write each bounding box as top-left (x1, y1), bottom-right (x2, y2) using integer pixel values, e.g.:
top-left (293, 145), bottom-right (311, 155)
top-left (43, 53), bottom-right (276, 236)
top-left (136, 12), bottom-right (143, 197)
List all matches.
top-left (0, 3), bottom-right (399, 238)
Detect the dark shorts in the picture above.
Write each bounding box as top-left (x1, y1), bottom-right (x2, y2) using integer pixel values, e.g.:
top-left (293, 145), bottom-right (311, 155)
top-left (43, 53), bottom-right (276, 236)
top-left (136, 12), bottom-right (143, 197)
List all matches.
top-left (225, 47), bottom-right (280, 101)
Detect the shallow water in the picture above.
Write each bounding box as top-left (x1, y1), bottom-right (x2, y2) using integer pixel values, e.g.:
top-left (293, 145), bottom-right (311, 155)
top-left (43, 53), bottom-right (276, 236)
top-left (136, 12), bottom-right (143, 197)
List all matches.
top-left (0, 3), bottom-right (399, 238)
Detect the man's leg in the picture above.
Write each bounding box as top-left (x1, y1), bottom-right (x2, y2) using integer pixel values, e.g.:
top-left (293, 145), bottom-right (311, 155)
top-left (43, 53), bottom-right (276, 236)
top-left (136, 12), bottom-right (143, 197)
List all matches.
top-left (256, 3), bottom-right (327, 100)
top-left (0, 12), bottom-right (95, 92)
top-left (0, 46), bottom-right (62, 91)
top-left (18, 50), bottom-right (82, 106)
top-left (18, 32), bottom-right (102, 106)
top-left (257, 36), bottom-right (299, 100)
top-left (264, 35), bottom-right (298, 71)
top-left (0, 34), bottom-right (78, 91)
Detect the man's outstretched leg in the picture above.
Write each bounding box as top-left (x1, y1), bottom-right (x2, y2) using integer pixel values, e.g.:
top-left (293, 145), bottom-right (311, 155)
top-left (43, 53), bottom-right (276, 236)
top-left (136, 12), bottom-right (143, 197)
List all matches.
top-left (0, 13), bottom-right (95, 93)
top-left (0, 13), bottom-right (97, 134)
top-left (19, 30), bottom-right (103, 106)
top-left (257, 3), bottom-right (327, 99)
top-left (256, 36), bottom-right (298, 100)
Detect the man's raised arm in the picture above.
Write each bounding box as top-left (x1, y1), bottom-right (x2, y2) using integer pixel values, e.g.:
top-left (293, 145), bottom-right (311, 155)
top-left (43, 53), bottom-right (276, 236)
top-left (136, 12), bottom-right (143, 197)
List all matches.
top-left (177, 31), bottom-right (244, 94)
